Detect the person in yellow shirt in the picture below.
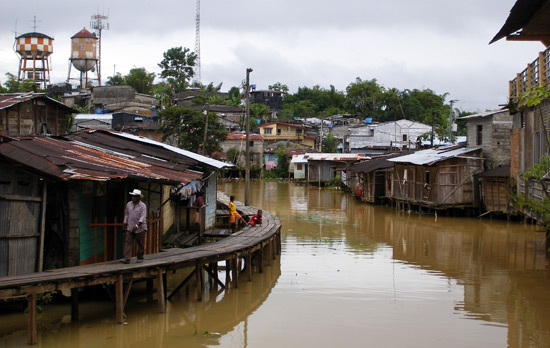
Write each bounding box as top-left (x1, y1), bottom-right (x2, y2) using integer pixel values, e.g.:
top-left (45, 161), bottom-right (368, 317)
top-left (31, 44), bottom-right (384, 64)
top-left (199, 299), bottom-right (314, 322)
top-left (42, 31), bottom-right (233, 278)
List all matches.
top-left (228, 195), bottom-right (246, 232)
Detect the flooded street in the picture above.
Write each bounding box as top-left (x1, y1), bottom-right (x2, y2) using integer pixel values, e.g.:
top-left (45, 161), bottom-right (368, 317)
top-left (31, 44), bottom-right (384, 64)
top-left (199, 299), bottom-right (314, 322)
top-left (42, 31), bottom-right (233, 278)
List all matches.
top-left (2, 180), bottom-right (550, 347)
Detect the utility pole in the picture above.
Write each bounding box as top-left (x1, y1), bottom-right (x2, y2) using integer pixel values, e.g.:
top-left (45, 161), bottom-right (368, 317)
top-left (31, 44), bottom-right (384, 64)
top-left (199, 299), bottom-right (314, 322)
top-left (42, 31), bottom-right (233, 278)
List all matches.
top-left (448, 99), bottom-right (458, 143)
top-left (202, 103), bottom-right (209, 155)
top-left (245, 68), bottom-right (253, 206)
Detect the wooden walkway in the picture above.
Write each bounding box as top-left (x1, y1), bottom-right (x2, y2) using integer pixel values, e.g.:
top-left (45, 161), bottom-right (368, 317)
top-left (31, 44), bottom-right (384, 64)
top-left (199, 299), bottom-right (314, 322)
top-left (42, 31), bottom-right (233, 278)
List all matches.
top-left (0, 193), bottom-right (281, 345)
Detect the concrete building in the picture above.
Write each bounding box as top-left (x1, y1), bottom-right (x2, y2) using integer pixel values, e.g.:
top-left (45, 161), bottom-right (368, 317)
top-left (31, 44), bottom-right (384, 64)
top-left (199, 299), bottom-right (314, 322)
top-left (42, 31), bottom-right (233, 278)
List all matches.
top-left (460, 109), bottom-right (512, 170)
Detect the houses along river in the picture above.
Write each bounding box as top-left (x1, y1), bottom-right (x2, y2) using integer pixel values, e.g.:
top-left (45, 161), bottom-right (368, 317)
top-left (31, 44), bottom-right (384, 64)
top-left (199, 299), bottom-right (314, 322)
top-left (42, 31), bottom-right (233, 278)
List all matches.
top-left (1, 180), bottom-right (550, 347)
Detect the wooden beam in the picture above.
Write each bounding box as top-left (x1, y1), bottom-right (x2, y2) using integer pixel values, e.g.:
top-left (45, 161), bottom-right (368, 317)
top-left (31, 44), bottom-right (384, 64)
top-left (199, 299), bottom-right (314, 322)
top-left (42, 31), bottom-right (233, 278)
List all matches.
top-left (71, 288), bottom-right (79, 322)
top-left (202, 264), bottom-right (225, 289)
top-left (231, 256), bottom-right (238, 289)
top-left (115, 274), bottom-right (124, 324)
top-left (27, 293), bottom-right (37, 345)
top-left (195, 263), bottom-right (202, 302)
top-left (38, 181), bottom-right (47, 272)
top-left (0, 194), bottom-right (42, 202)
top-left (157, 269), bottom-right (165, 313)
top-left (167, 270), bottom-right (195, 300)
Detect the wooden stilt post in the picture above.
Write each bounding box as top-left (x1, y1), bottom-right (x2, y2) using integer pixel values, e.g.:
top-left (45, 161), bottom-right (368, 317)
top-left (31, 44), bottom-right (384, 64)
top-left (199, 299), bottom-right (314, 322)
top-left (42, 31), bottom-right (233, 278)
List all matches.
top-left (246, 252), bottom-right (252, 281)
top-left (258, 248), bottom-right (263, 273)
top-left (157, 269), bottom-right (166, 313)
top-left (225, 259), bottom-right (231, 287)
top-left (265, 243), bottom-right (271, 266)
top-left (71, 288), bottom-right (79, 322)
top-left (27, 293), bottom-right (37, 345)
top-left (115, 274), bottom-right (124, 323)
top-left (195, 263), bottom-right (202, 301)
top-left (231, 256), bottom-right (238, 289)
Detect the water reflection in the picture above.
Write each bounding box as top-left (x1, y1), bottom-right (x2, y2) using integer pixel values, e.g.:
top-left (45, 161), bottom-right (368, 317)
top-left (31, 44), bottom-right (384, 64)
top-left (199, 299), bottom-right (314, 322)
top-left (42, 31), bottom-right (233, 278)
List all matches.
top-left (2, 180), bottom-right (550, 347)
top-left (221, 181), bottom-right (550, 348)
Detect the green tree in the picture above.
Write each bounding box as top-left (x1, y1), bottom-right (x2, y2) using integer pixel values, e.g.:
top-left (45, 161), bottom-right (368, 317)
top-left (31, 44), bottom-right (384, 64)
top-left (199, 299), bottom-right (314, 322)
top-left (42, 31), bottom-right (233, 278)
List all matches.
top-left (207, 95), bottom-right (226, 105)
top-left (268, 82), bottom-right (289, 94)
top-left (105, 72), bottom-right (125, 86)
top-left (345, 78), bottom-right (385, 119)
top-left (3, 72), bottom-right (38, 92)
top-left (158, 47), bottom-right (196, 93)
top-left (159, 106), bottom-right (228, 155)
top-left (275, 147), bottom-right (289, 178)
top-left (228, 86), bottom-right (242, 107)
top-left (153, 83), bottom-right (173, 107)
top-left (250, 103), bottom-right (270, 120)
top-left (124, 67), bottom-right (155, 94)
top-left (323, 133), bottom-right (338, 153)
top-left (226, 148), bottom-right (240, 165)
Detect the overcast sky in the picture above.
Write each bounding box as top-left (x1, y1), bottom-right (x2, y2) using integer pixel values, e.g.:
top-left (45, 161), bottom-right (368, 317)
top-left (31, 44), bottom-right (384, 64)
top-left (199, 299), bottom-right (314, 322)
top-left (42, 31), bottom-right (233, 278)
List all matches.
top-left (0, 0), bottom-right (545, 112)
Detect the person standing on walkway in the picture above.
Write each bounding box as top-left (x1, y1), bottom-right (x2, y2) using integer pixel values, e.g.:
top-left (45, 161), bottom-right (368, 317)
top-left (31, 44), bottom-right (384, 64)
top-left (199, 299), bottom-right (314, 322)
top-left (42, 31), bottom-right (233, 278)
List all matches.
top-left (121, 189), bottom-right (147, 264)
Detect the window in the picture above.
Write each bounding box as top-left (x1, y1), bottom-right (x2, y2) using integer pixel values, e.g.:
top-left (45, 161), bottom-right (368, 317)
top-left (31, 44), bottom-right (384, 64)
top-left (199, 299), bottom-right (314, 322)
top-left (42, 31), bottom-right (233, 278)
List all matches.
top-left (277, 129), bottom-right (281, 135)
top-left (403, 134), bottom-right (407, 141)
top-left (249, 141), bottom-right (254, 147)
top-left (296, 129), bottom-right (302, 136)
top-left (476, 125), bottom-right (483, 145)
top-left (425, 171), bottom-right (430, 185)
top-left (297, 164), bottom-right (303, 170)
top-left (264, 128), bottom-right (272, 135)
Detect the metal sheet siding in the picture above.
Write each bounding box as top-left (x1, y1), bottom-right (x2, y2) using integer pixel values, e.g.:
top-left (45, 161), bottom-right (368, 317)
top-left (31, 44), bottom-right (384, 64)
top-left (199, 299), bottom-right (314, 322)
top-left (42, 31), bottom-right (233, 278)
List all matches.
top-left (9, 237), bottom-right (37, 276)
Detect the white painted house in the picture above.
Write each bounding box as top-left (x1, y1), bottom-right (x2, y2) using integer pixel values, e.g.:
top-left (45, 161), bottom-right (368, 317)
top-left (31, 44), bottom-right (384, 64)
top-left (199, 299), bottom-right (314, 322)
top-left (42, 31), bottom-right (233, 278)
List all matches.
top-left (345, 119), bottom-right (432, 154)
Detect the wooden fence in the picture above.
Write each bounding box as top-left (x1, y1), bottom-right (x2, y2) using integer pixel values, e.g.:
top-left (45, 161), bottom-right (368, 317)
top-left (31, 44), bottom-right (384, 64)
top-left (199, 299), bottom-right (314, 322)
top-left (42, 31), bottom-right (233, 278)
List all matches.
top-left (87, 211), bottom-right (162, 264)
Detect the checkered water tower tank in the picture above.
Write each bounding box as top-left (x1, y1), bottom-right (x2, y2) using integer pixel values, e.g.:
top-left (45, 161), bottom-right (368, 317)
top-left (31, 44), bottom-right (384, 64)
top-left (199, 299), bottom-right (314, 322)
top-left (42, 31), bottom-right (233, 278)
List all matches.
top-left (70, 27), bottom-right (97, 72)
top-left (15, 32), bottom-right (53, 58)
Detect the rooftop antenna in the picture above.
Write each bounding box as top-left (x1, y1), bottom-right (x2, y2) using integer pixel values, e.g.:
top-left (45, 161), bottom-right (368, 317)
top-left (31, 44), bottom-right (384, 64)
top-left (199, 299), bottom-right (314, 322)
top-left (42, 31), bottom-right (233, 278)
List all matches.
top-left (32, 15), bottom-right (40, 32)
top-left (194, 0), bottom-right (201, 85)
top-left (90, 10), bottom-right (109, 86)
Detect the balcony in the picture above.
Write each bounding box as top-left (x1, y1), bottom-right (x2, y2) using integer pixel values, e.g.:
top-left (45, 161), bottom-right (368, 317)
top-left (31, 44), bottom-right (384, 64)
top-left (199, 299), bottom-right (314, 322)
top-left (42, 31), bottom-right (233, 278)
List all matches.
top-left (509, 47), bottom-right (550, 103)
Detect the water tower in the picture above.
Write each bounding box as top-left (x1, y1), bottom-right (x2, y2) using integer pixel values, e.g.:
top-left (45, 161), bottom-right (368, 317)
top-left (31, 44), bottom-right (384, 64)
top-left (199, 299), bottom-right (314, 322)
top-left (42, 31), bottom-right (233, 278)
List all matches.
top-left (15, 32), bottom-right (54, 89)
top-left (67, 27), bottom-right (98, 88)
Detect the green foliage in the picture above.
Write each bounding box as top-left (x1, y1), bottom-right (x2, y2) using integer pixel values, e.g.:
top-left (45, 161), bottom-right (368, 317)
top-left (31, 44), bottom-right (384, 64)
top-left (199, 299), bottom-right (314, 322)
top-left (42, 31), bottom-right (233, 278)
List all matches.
top-left (158, 47), bottom-right (196, 93)
top-left (124, 67), bottom-right (155, 94)
top-left (226, 148), bottom-right (240, 165)
top-left (153, 83), bottom-right (173, 106)
top-left (262, 170), bottom-right (278, 179)
top-left (327, 175), bottom-right (343, 188)
top-left (207, 95), bottom-right (226, 105)
top-left (105, 72), bottom-right (125, 86)
top-left (3, 72), bottom-right (38, 92)
top-left (268, 82), bottom-right (289, 94)
top-left (159, 106), bottom-right (227, 155)
top-left (323, 133), bottom-right (338, 153)
top-left (275, 147), bottom-right (289, 178)
top-left (228, 86), bottom-right (242, 107)
top-left (250, 103), bottom-right (270, 120)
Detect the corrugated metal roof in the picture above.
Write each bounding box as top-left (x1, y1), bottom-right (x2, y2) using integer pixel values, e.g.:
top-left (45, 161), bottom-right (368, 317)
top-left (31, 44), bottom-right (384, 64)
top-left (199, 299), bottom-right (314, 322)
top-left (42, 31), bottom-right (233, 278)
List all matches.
top-left (388, 146), bottom-right (482, 166)
top-left (458, 109), bottom-right (509, 120)
top-left (0, 130), bottom-right (215, 184)
top-left (291, 155), bottom-right (308, 164)
top-left (0, 93), bottom-right (75, 111)
top-left (110, 131), bottom-right (232, 169)
top-left (227, 133), bottom-right (264, 141)
top-left (304, 153), bottom-right (369, 161)
top-left (351, 151), bottom-right (414, 173)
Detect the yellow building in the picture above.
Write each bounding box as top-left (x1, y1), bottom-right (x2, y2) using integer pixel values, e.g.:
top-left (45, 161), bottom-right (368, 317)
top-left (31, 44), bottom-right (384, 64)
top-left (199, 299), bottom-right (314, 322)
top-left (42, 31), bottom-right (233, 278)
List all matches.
top-left (258, 122), bottom-right (316, 148)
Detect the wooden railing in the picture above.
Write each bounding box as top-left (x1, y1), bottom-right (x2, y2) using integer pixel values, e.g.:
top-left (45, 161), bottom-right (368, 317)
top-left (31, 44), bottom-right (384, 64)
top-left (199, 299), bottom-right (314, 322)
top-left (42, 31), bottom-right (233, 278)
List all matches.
top-left (510, 47), bottom-right (550, 102)
top-left (87, 211), bottom-right (162, 264)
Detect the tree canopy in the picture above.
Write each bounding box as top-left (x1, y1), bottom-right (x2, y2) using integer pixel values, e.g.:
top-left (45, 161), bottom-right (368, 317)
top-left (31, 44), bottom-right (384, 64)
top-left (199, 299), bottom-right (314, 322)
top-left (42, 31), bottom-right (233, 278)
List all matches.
top-left (159, 106), bottom-right (228, 155)
top-left (158, 47), bottom-right (196, 93)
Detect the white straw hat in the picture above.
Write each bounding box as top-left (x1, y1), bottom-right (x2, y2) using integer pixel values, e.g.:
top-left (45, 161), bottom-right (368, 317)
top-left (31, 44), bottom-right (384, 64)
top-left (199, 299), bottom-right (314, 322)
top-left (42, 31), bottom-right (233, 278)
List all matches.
top-left (129, 189), bottom-right (143, 197)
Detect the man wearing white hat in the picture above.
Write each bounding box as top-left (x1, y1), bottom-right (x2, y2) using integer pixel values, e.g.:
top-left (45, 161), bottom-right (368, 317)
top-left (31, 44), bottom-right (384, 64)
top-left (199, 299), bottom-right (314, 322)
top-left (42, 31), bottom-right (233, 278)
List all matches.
top-left (120, 189), bottom-right (147, 264)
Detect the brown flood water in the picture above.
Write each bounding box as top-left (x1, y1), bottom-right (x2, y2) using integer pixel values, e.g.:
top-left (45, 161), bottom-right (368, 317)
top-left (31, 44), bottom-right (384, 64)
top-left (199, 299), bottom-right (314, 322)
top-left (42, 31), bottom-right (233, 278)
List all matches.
top-left (2, 180), bottom-right (550, 348)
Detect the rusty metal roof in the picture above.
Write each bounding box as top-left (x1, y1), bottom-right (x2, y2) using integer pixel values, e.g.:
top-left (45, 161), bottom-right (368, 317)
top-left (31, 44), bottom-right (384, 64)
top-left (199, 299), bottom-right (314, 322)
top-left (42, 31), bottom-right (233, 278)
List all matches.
top-left (351, 151), bottom-right (414, 173)
top-left (227, 133), bottom-right (264, 141)
top-left (0, 130), bottom-right (216, 184)
top-left (0, 93), bottom-right (76, 111)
